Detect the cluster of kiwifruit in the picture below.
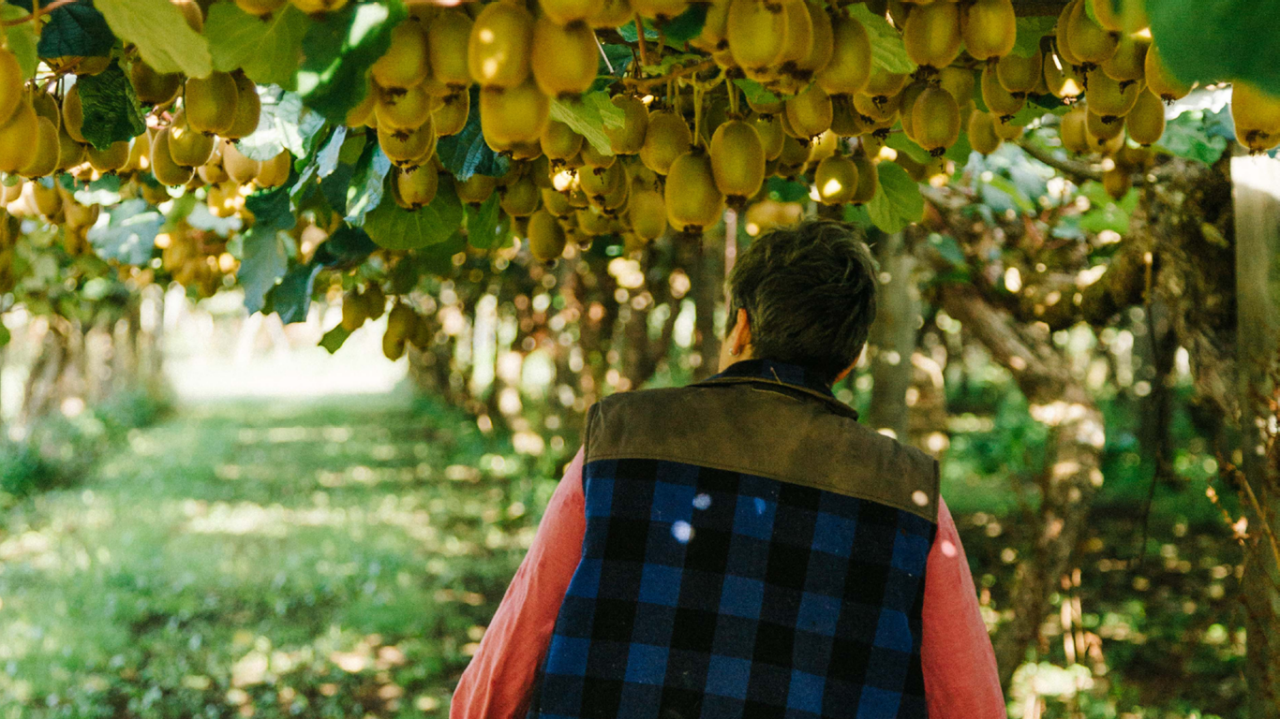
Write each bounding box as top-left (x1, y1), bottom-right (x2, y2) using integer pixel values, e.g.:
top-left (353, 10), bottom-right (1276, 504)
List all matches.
top-left (339, 282), bottom-right (438, 360)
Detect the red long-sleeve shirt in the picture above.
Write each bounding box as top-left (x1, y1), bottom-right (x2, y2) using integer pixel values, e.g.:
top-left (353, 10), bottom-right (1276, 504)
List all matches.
top-left (451, 448), bottom-right (1006, 719)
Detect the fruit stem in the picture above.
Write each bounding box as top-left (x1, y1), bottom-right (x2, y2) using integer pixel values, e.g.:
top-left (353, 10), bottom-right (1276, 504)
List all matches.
top-left (623, 59), bottom-right (716, 92)
top-left (4, 0), bottom-right (76, 26)
top-left (633, 13), bottom-right (651, 69)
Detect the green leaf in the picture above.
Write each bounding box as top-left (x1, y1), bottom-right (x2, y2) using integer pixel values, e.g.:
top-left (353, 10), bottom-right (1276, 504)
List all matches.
top-left (766, 176), bottom-right (809, 202)
top-left (236, 91), bottom-right (325, 161)
top-left (886, 133), bottom-right (932, 164)
top-left (1156, 109), bottom-right (1230, 164)
top-left (944, 131), bottom-right (973, 163)
top-left (266, 263), bottom-right (322, 324)
top-left (0, 6), bottom-right (37, 79)
top-left (659, 3), bottom-right (708, 43)
top-left (867, 162), bottom-right (924, 234)
top-left (436, 86), bottom-right (510, 182)
top-left (1149, 0), bottom-right (1280, 96)
top-left (316, 125), bottom-right (348, 178)
top-left (0, 322), bottom-right (9, 347)
top-left (929, 233), bottom-right (966, 267)
top-left (37, 3), bottom-right (114, 59)
top-left (319, 324), bottom-right (352, 353)
top-left (1078, 180), bottom-right (1138, 235)
top-left (550, 91), bottom-right (625, 156)
top-left (466, 194), bottom-right (501, 249)
top-left (846, 4), bottom-right (916, 74)
top-left (310, 224), bottom-right (376, 268)
top-left (96, 0), bottom-right (212, 78)
top-left (1013, 17), bottom-right (1056, 59)
top-left (344, 144), bottom-right (391, 225)
top-left (75, 61), bottom-right (148, 151)
top-left (87, 199), bottom-right (162, 265)
top-left (984, 174), bottom-right (1036, 213)
top-left (296, 1), bottom-right (406, 124)
top-left (364, 175), bottom-right (464, 250)
top-left (238, 229), bottom-right (288, 315)
top-left (734, 79), bottom-right (783, 105)
top-left (205, 3), bottom-right (310, 89)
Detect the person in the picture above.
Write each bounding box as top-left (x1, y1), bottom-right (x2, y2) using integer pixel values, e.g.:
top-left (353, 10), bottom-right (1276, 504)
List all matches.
top-left (451, 220), bottom-right (1005, 719)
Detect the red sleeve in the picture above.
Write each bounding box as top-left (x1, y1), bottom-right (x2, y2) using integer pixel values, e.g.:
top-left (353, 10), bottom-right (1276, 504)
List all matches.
top-left (922, 496), bottom-right (1007, 718)
top-left (450, 447), bottom-right (586, 719)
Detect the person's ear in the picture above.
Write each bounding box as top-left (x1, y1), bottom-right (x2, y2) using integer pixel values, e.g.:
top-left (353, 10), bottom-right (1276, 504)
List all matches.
top-left (729, 308), bottom-right (751, 356)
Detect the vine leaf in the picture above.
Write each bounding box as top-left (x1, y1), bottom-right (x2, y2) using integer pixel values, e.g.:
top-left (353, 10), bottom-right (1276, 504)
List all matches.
top-left (236, 91), bottom-right (325, 162)
top-left (364, 175), bottom-right (464, 250)
top-left (867, 162), bottom-right (924, 234)
top-left (87, 199), bottom-right (163, 266)
top-left (846, 4), bottom-right (916, 74)
top-left (96, 0), bottom-right (212, 78)
top-left (296, 1), bottom-right (406, 124)
top-left (205, 3), bottom-right (310, 90)
top-left (1149, 0), bottom-right (1280, 96)
top-left (76, 61), bottom-right (148, 151)
top-left (436, 86), bottom-right (510, 182)
top-left (36, 2), bottom-right (114, 59)
top-left (0, 6), bottom-right (38, 79)
top-left (550, 91), bottom-right (624, 156)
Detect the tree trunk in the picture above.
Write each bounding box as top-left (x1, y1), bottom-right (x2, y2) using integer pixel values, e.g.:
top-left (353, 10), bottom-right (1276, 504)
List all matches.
top-left (1230, 151), bottom-right (1280, 719)
top-left (865, 230), bottom-right (920, 441)
top-left (940, 283), bottom-right (1106, 689)
top-left (693, 226), bottom-right (725, 381)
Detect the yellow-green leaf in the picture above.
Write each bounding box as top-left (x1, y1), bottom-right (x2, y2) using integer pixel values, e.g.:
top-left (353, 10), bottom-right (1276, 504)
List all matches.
top-left (96, 0), bottom-right (212, 78)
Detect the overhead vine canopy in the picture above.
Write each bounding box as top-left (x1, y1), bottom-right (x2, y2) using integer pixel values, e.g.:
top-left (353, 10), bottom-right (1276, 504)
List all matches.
top-left (0, 0), bottom-right (1273, 356)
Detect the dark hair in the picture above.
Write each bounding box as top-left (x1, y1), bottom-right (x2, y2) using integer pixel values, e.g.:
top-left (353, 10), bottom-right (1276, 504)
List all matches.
top-left (725, 219), bottom-right (879, 385)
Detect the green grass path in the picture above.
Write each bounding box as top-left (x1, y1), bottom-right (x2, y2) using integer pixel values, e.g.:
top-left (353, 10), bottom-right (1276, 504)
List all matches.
top-left (0, 395), bottom-right (556, 719)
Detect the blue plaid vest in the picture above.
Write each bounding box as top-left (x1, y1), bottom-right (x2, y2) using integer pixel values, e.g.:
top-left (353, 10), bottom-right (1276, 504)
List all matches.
top-left (526, 359), bottom-right (940, 719)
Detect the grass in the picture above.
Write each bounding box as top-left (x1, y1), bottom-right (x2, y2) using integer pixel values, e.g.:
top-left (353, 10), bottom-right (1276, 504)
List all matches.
top-left (0, 393), bottom-right (563, 719)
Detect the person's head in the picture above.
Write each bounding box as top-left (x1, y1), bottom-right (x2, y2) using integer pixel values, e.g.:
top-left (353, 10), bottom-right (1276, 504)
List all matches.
top-left (718, 219), bottom-right (879, 385)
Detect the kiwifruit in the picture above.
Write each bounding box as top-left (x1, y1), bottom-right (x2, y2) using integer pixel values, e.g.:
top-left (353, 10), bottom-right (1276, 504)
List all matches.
top-left (26, 181), bottom-right (61, 219)
top-left (639, 110), bottom-right (692, 175)
top-left (290, 0), bottom-right (350, 14)
top-left (1232, 81), bottom-right (1280, 153)
top-left (235, 0), bottom-right (287, 15)
top-left (221, 139), bottom-right (261, 184)
top-left (198, 153), bottom-right (229, 185)
top-left (665, 149), bottom-right (724, 233)
top-left (532, 18), bottom-right (598, 98)
top-left (341, 289), bottom-right (367, 331)
top-left (968, 109), bottom-right (1002, 155)
top-left (726, 0), bottom-right (788, 77)
top-left (345, 85), bottom-right (377, 127)
top-left (1101, 32), bottom-right (1148, 83)
top-left (394, 162), bottom-right (439, 209)
top-left (468, 2), bottom-right (534, 89)
top-left (1085, 106), bottom-right (1124, 145)
top-left (527, 209), bottom-right (567, 262)
top-left (429, 11), bottom-right (474, 90)
top-left (541, 187), bottom-right (574, 217)
top-left (86, 140), bottom-right (128, 174)
top-left (785, 85), bottom-right (833, 138)
top-left (185, 72), bottom-right (239, 135)
top-left (576, 206), bottom-right (612, 236)
top-left (130, 61), bottom-right (182, 106)
top-left (898, 81), bottom-right (928, 142)
top-left (500, 175), bottom-right (540, 216)
top-left (996, 50), bottom-right (1043, 95)
top-left (29, 90), bottom-right (58, 129)
top-left (539, 0), bottom-right (603, 26)
top-left (806, 129), bottom-right (839, 168)
top-left (912, 87), bottom-right (960, 155)
top-left (362, 285), bottom-right (387, 322)
top-left (752, 113), bottom-right (786, 159)
top-left (0, 99), bottom-right (36, 173)
top-left (962, 0), bottom-right (1016, 61)
top-left (479, 81), bottom-right (549, 149)
top-left (578, 158), bottom-right (624, 198)
top-left (1044, 51), bottom-right (1084, 100)
top-left (632, 0), bottom-right (689, 22)
top-left (830, 95), bottom-right (867, 137)
top-left (844, 150), bottom-right (876, 204)
top-left (456, 172), bottom-right (498, 205)
top-left (255, 150), bottom-right (292, 187)
top-left (816, 15), bottom-right (871, 96)
top-left (64, 200), bottom-right (100, 229)
top-left (692, 0), bottom-right (731, 52)
top-left (169, 112), bottom-right (216, 167)
top-left (813, 154), bottom-right (858, 205)
top-left (1087, 0), bottom-right (1123, 32)
top-left (1083, 67), bottom-right (1140, 121)
top-left (62, 84), bottom-right (86, 143)
top-left (1058, 104), bottom-right (1090, 153)
top-left (19, 116), bottom-right (60, 178)
top-left (124, 129), bottom-right (152, 173)
top-left (150, 128), bottom-right (195, 186)
top-left (1102, 165), bottom-right (1131, 199)
top-left (375, 84), bottom-right (436, 132)
top-left (865, 67), bottom-right (908, 102)
top-left (1145, 44), bottom-right (1191, 103)
top-left (0, 49), bottom-right (23, 124)
top-left (383, 303), bottom-right (416, 361)
top-left (852, 89), bottom-right (901, 123)
top-left (792, 2), bottom-right (833, 79)
top-left (709, 119), bottom-right (765, 202)
top-left (1054, 0), bottom-right (1083, 68)
top-left (433, 91), bottom-right (470, 137)
top-left (903, 1), bottom-right (962, 70)
top-left (606, 95), bottom-right (649, 155)
top-left (981, 63), bottom-right (1024, 119)
top-left (629, 187), bottom-right (666, 240)
top-left (589, 0), bottom-right (633, 28)
top-left (224, 73), bottom-right (262, 140)
top-left (937, 66), bottom-right (976, 105)
top-left (541, 120), bottom-right (585, 162)
top-left (993, 117), bottom-right (1024, 141)
top-left (372, 18), bottom-right (429, 90)
top-left (1064, 0), bottom-right (1118, 65)
top-left (378, 115), bottom-right (437, 165)
top-left (775, 0), bottom-right (813, 69)
top-left (1126, 89), bottom-right (1165, 146)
